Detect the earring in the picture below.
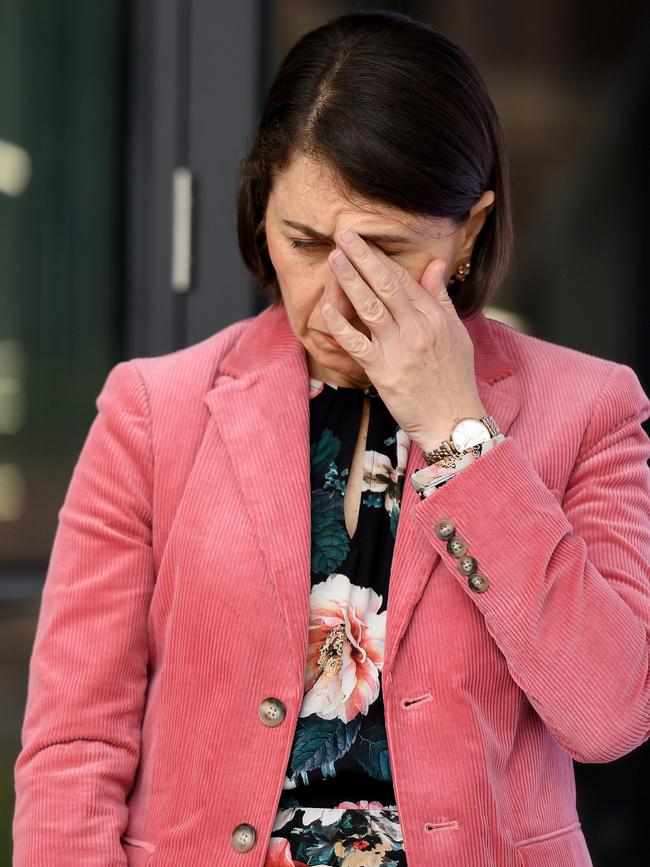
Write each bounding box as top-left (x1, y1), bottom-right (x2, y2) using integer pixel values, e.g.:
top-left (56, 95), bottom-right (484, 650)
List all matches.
top-left (448, 259), bottom-right (471, 284)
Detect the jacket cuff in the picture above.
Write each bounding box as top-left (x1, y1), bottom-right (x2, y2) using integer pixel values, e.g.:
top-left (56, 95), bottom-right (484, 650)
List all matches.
top-left (411, 434), bottom-right (570, 611)
top-left (410, 433), bottom-right (507, 498)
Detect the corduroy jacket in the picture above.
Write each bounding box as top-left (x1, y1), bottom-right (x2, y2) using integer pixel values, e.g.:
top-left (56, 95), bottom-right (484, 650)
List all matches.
top-left (12, 302), bottom-right (650, 867)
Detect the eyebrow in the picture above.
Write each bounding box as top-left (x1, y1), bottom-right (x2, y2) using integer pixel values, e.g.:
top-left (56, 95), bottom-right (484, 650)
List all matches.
top-left (281, 219), bottom-right (413, 245)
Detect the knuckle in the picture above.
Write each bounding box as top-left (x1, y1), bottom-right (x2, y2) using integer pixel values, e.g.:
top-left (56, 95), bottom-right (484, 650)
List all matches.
top-left (377, 271), bottom-right (401, 296)
top-left (362, 295), bottom-right (385, 320)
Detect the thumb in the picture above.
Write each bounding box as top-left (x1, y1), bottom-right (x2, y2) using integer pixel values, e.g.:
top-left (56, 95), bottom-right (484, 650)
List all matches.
top-left (420, 258), bottom-right (456, 312)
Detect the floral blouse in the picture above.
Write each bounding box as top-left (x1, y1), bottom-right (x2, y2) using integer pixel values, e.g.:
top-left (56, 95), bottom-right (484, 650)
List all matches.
top-left (268, 377), bottom-right (409, 865)
top-left (266, 377), bottom-right (504, 865)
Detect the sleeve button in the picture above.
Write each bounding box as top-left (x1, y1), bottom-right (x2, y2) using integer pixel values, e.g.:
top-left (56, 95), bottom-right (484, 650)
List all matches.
top-left (457, 555), bottom-right (478, 576)
top-left (468, 572), bottom-right (489, 593)
top-left (435, 519), bottom-right (456, 540)
top-left (446, 536), bottom-right (468, 558)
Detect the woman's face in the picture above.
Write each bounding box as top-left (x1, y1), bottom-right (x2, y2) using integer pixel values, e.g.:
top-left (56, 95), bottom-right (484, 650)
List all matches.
top-left (263, 153), bottom-right (494, 389)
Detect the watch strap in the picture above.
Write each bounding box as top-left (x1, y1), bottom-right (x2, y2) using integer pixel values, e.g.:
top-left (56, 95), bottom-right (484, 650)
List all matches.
top-left (412, 431), bottom-right (507, 497)
top-left (422, 415), bottom-right (501, 467)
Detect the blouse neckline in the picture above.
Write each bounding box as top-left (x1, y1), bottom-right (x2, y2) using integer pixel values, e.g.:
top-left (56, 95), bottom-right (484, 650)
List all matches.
top-left (309, 376), bottom-right (379, 397)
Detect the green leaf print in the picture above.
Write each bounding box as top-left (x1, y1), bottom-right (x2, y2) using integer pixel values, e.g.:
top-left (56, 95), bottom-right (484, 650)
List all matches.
top-left (311, 489), bottom-right (350, 575)
top-left (354, 720), bottom-right (392, 781)
top-left (294, 838), bottom-right (335, 866)
top-left (289, 714), bottom-right (362, 780)
top-left (362, 491), bottom-right (383, 509)
top-left (390, 501), bottom-right (400, 539)
top-left (310, 429), bottom-right (353, 574)
top-left (310, 428), bottom-right (342, 483)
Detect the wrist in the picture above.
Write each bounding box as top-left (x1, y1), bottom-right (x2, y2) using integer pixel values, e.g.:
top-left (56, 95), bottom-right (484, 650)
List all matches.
top-left (414, 404), bottom-right (489, 454)
top-left (411, 431), bottom-right (507, 498)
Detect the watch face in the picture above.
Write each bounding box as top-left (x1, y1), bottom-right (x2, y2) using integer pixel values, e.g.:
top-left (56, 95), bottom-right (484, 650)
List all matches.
top-left (451, 418), bottom-right (491, 451)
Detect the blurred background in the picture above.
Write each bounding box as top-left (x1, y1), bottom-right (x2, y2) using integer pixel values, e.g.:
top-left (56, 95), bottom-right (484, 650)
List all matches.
top-left (1, 1), bottom-right (649, 863)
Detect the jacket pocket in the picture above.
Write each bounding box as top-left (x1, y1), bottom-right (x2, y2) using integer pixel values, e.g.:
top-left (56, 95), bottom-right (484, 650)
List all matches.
top-left (120, 835), bottom-right (155, 866)
top-left (514, 821), bottom-right (592, 866)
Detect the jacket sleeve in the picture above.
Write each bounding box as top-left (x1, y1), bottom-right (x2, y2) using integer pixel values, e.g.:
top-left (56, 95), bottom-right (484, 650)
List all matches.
top-left (411, 361), bottom-right (650, 763)
top-left (12, 360), bottom-right (154, 866)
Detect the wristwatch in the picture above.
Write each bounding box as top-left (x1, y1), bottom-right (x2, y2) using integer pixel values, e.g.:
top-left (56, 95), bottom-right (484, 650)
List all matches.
top-left (422, 415), bottom-right (501, 468)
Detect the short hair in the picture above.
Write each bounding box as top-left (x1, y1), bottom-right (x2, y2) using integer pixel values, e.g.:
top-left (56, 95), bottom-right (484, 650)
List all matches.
top-left (237, 9), bottom-right (513, 319)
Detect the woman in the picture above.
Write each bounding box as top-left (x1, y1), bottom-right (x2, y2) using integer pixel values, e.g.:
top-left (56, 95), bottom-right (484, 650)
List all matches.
top-left (12, 10), bottom-right (650, 867)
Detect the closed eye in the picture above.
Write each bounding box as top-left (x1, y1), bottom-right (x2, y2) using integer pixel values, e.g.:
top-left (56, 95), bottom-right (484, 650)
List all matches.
top-left (290, 239), bottom-right (399, 257)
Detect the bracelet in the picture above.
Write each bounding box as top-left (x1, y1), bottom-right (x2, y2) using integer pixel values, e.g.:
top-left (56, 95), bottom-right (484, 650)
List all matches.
top-left (410, 433), bottom-right (506, 499)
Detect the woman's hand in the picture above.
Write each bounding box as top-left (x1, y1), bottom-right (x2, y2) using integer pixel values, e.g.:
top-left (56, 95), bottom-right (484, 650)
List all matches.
top-left (320, 227), bottom-right (488, 452)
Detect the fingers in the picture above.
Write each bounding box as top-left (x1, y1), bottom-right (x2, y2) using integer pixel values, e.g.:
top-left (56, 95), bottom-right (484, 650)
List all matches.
top-left (319, 302), bottom-right (374, 361)
top-left (328, 249), bottom-right (399, 340)
top-left (328, 230), bottom-right (416, 333)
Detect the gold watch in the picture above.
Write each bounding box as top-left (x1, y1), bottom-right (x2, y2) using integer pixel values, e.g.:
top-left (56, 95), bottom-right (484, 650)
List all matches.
top-left (422, 415), bottom-right (501, 468)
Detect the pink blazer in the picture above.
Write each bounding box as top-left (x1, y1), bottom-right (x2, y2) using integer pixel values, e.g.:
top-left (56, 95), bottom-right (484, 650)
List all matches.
top-left (12, 303), bottom-right (650, 867)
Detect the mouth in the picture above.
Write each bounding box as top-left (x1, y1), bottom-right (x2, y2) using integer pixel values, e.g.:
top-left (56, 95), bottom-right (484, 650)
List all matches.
top-left (316, 330), bottom-right (341, 347)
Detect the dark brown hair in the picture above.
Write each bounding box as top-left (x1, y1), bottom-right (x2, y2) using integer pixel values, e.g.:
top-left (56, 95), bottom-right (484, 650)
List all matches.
top-left (237, 9), bottom-right (513, 318)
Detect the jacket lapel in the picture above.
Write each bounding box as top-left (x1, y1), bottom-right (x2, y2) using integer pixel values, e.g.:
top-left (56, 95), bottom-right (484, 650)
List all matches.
top-left (204, 303), bottom-right (521, 675)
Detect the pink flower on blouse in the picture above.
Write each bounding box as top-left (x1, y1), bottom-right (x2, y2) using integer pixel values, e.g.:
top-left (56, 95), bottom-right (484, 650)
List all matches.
top-left (299, 572), bottom-right (386, 723)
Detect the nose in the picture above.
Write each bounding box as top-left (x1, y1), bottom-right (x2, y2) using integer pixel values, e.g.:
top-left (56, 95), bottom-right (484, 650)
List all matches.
top-left (319, 260), bottom-right (364, 330)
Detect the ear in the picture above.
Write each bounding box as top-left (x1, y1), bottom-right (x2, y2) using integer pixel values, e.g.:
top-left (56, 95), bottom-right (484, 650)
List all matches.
top-left (460, 190), bottom-right (495, 252)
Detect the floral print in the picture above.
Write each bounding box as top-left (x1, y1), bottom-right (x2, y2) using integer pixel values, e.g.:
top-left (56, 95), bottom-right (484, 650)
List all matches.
top-left (300, 573), bottom-right (385, 724)
top-left (309, 379), bottom-right (407, 578)
top-left (266, 378), bottom-right (409, 865)
top-left (266, 803), bottom-right (406, 866)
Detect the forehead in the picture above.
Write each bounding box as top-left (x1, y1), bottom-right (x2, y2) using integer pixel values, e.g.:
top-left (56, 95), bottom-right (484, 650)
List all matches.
top-left (268, 152), bottom-right (440, 236)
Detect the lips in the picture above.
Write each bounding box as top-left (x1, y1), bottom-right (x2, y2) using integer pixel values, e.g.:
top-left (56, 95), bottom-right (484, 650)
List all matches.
top-left (320, 331), bottom-right (340, 345)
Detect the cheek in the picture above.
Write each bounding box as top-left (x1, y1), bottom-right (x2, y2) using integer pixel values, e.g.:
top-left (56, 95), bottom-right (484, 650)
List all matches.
top-left (267, 244), bottom-right (321, 321)
top-left (266, 234), bottom-right (312, 285)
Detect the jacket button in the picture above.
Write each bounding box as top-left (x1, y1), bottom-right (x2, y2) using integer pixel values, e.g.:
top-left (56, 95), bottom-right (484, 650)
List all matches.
top-left (232, 823), bottom-right (256, 852)
top-left (457, 554), bottom-right (478, 576)
top-left (258, 697), bottom-right (286, 726)
top-left (435, 519), bottom-right (455, 540)
top-left (446, 535), bottom-right (468, 558)
top-left (468, 572), bottom-right (489, 593)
